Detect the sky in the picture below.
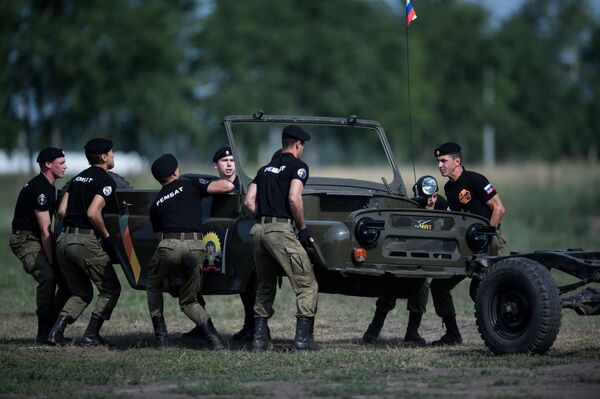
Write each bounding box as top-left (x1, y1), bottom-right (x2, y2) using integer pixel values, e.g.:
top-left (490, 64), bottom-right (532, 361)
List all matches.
top-left (472, 0), bottom-right (523, 20)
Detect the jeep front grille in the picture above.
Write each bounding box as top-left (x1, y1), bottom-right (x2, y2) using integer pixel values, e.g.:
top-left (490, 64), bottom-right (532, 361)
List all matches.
top-left (383, 237), bottom-right (457, 260)
top-left (390, 215), bottom-right (454, 231)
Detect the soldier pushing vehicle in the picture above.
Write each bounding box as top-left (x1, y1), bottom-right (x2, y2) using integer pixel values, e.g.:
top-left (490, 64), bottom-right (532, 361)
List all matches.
top-left (49, 138), bottom-right (122, 346)
top-left (244, 125), bottom-right (320, 351)
top-left (147, 154), bottom-right (234, 349)
top-left (10, 147), bottom-right (70, 344)
top-left (431, 142), bottom-right (508, 346)
top-left (362, 175), bottom-right (447, 346)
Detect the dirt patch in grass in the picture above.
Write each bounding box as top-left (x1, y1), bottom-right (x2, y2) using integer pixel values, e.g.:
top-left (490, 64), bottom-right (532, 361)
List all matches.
top-left (79, 361), bottom-right (600, 399)
top-left (377, 361), bottom-right (600, 399)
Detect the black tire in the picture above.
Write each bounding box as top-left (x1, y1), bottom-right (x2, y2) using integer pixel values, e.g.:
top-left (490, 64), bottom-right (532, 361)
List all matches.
top-left (469, 278), bottom-right (480, 302)
top-left (475, 257), bottom-right (561, 355)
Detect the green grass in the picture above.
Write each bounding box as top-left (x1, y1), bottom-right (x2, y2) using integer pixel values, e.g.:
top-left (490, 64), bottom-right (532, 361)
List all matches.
top-left (1, 163), bottom-right (600, 398)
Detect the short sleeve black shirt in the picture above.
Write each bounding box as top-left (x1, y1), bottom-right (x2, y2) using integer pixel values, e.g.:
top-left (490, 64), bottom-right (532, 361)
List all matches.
top-left (210, 176), bottom-right (239, 215)
top-left (434, 194), bottom-right (448, 210)
top-left (12, 174), bottom-right (57, 233)
top-left (63, 166), bottom-right (117, 229)
top-left (444, 169), bottom-right (497, 220)
top-left (149, 177), bottom-right (210, 233)
top-left (253, 153), bottom-right (309, 219)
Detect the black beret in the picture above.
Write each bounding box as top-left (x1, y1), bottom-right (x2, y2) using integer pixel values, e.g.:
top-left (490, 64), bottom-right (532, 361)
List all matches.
top-left (151, 154), bottom-right (178, 180)
top-left (212, 146), bottom-right (233, 163)
top-left (282, 125), bottom-right (311, 142)
top-left (84, 138), bottom-right (113, 155)
top-left (36, 147), bottom-right (65, 163)
top-left (434, 142), bottom-right (461, 157)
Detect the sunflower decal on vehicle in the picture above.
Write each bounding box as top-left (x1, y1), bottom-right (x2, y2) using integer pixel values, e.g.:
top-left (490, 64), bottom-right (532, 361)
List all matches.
top-left (202, 231), bottom-right (222, 272)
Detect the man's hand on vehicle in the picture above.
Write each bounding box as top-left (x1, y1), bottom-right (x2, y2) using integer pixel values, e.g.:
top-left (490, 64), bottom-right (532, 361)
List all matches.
top-left (298, 228), bottom-right (314, 248)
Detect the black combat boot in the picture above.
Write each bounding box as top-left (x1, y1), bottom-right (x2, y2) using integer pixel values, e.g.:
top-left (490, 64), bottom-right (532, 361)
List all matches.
top-left (294, 316), bottom-right (319, 351)
top-left (252, 317), bottom-right (273, 352)
top-left (48, 314), bottom-right (73, 345)
top-left (81, 314), bottom-right (107, 346)
top-left (36, 314), bottom-right (52, 344)
top-left (151, 316), bottom-right (168, 348)
top-left (181, 325), bottom-right (205, 341)
top-left (403, 311), bottom-right (426, 346)
top-left (232, 311), bottom-right (255, 341)
top-left (431, 315), bottom-right (463, 346)
top-left (362, 309), bottom-right (388, 344)
top-left (197, 319), bottom-right (226, 350)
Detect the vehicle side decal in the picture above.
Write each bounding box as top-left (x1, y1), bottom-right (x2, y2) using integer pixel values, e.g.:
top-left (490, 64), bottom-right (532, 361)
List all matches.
top-left (119, 210), bottom-right (142, 283)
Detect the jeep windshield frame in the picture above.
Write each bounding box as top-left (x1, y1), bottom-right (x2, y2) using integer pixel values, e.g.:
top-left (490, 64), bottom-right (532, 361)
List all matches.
top-left (223, 114), bottom-right (407, 197)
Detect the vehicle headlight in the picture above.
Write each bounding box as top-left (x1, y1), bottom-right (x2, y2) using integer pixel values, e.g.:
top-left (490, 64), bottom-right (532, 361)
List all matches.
top-left (466, 223), bottom-right (496, 253)
top-left (355, 217), bottom-right (385, 249)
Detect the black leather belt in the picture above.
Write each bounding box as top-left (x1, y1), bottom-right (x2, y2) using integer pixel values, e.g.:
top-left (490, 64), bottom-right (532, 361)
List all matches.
top-left (12, 229), bottom-right (36, 236)
top-left (258, 216), bottom-right (292, 224)
top-left (63, 227), bottom-right (97, 236)
top-left (162, 232), bottom-right (204, 240)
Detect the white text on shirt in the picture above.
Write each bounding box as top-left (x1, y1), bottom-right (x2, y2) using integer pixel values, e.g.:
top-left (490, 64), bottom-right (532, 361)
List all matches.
top-left (264, 165), bottom-right (286, 174)
top-left (156, 186), bottom-right (184, 206)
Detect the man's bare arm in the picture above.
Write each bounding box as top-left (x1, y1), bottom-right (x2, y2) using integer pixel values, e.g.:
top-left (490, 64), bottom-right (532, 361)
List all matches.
top-left (207, 179), bottom-right (234, 194)
top-left (35, 210), bottom-right (53, 264)
top-left (87, 194), bottom-right (109, 238)
top-left (486, 194), bottom-right (506, 228)
top-left (56, 192), bottom-right (68, 224)
top-left (289, 180), bottom-right (305, 230)
top-left (244, 183), bottom-right (257, 214)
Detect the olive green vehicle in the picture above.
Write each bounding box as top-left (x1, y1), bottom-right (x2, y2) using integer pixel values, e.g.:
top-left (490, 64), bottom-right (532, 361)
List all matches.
top-left (102, 114), bottom-right (600, 355)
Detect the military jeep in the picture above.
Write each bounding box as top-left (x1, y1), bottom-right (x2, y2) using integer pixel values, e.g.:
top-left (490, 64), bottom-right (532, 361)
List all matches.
top-left (103, 113), bottom-right (600, 355)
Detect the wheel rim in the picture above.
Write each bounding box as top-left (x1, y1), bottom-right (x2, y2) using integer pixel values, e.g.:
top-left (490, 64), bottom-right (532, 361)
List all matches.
top-left (489, 283), bottom-right (532, 340)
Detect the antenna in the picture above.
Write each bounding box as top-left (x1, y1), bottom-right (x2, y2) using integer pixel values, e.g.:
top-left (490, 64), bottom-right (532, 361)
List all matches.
top-left (405, 3), bottom-right (417, 187)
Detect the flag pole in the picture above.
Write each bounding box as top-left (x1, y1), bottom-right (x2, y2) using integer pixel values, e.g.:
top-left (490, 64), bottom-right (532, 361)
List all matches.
top-left (405, 1), bottom-right (417, 186)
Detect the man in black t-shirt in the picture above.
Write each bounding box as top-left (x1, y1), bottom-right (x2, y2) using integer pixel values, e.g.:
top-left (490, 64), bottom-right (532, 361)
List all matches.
top-left (431, 142), bottom-right (508, 346)
top-left (212, 147), bottom-right (256, 341)
top-left (244, 125), bottom-right (319, 351)
top-left (362, 175), bottom-right (447, 346)
top-left (147, 154), bottom-right (234, 349)
top-left (10, 147), bottom-right (69, 344)
top-left (48, 138), bottom-right (122, 346)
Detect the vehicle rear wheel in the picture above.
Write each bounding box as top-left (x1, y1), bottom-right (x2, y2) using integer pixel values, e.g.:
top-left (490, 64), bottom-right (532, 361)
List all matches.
top-left (475, 257), bottom-right (561, 355)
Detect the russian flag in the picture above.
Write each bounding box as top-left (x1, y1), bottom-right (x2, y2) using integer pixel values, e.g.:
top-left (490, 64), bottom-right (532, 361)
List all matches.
top-left (406, 0), bottom-right (417, 26)
top-left (484, 183), bottom-right (494, 194)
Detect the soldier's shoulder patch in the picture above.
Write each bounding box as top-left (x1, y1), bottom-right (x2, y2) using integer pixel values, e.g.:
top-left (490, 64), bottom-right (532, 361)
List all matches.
top-left (37, 193), bottom-right (47, 206)
top-left (459, 189), bottom-right (471, 205)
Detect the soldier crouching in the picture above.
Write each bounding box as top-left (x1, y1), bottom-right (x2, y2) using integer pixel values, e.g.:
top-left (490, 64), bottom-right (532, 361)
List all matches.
top-left (147, 154), bottom-right (234, 349)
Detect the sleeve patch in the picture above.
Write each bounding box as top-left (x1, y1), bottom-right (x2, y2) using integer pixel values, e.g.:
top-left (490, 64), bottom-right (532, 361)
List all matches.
top-left (484, 183), bottom-right (494, 194)
top-left (297, 168), bottom-right (307, 179)
top-left (103, 186), bottom-right (113, 196)
top-left (198, 178), bottom-right (209, 185)
top-left (37, 193), bottom-right (47, 206)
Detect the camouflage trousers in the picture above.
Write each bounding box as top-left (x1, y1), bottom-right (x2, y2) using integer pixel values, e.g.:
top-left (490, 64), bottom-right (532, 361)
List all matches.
top-left (250, 221), bottom-right (318, 318)
top-left (56, 232), bottom-right (121, 321)
top-left (430, 275), bottom-right (465, 318)
top-left (374, 279), bottom-right (430, 314)
top-left (10, 231), bottom-right (70, 319)
top-left (147, 238), bottom-right (209, 325)
top-left (497, 228), bottom-right (509, 256)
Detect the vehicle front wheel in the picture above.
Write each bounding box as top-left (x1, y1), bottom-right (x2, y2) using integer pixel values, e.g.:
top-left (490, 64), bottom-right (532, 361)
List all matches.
top-left (475, 257), bottom-right (561, 355)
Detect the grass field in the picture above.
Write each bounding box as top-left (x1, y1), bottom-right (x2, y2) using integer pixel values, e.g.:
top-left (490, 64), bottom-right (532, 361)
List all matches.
top-left (1, 162), bottom-right (599, 398)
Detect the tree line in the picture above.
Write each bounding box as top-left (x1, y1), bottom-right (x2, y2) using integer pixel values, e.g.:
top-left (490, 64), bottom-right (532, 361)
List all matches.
top-left (1, 0), bottom-right (598, 164)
